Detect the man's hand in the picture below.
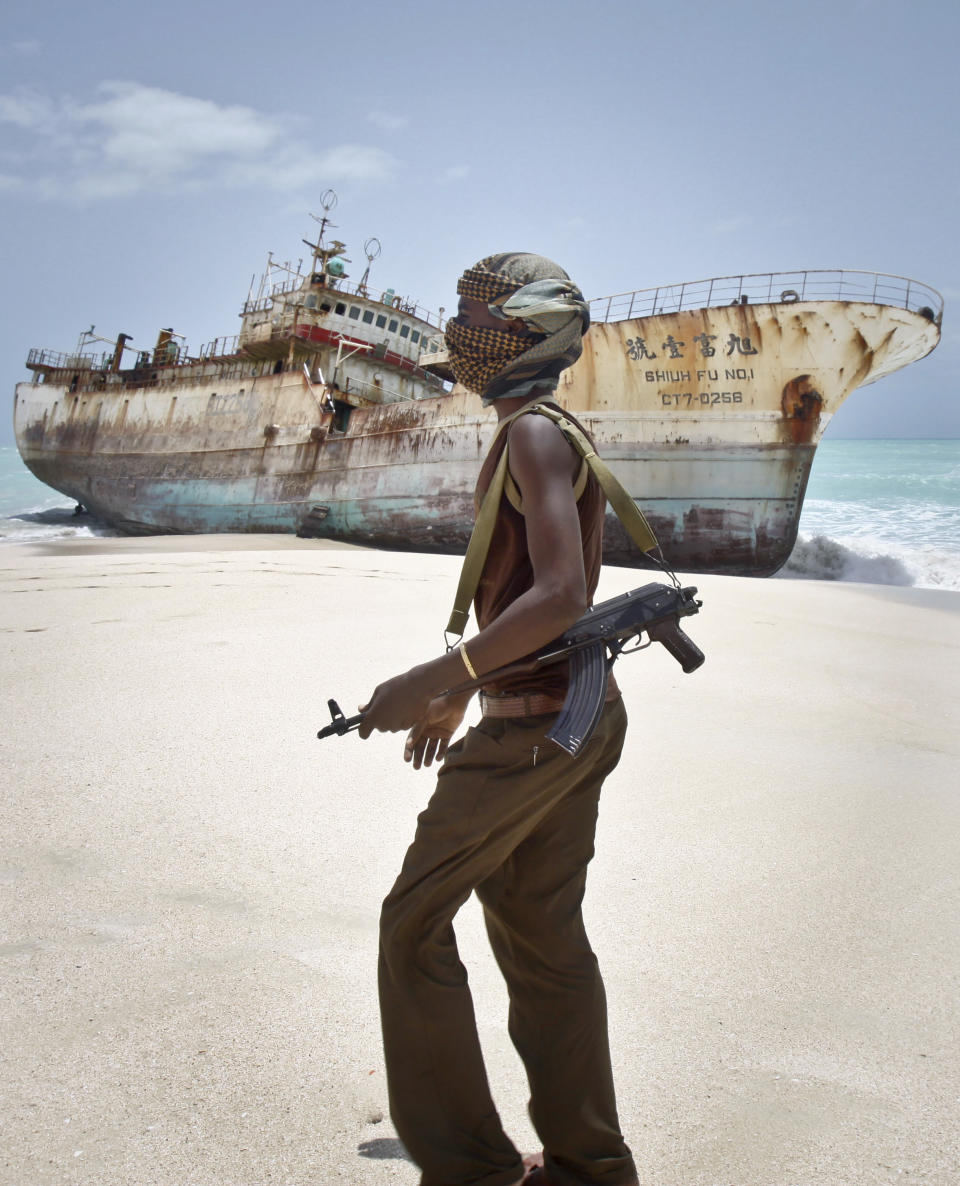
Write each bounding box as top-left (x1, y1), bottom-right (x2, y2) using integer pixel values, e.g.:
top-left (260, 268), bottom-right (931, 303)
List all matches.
top-left (404, 694), bottom-right (472, 769)
top-left (357, 668), bottom-right (435, 739)
top-left (356, 642), bottom-right (474, 745)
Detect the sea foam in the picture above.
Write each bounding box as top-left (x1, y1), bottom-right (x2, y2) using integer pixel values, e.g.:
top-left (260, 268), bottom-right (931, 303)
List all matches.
top-left (781, 532), bottom-right (960, 591)
top-left (0, 504), bottom-right (120, 544)
top-left (780, 534), bottom-right (914, 585)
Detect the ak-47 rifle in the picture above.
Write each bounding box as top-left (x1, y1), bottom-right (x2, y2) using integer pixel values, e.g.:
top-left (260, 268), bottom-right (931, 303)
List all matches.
top-left (317, 581), bottom-right (704, 758)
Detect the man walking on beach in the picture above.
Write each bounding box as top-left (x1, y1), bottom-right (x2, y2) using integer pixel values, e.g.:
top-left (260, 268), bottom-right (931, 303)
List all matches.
top-left (358, 253), bottom-right (639, 1186)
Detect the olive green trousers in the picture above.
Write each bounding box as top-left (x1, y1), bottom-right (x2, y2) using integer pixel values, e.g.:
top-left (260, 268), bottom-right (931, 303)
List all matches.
top-left (378, 698), bottom-right (637, 1186)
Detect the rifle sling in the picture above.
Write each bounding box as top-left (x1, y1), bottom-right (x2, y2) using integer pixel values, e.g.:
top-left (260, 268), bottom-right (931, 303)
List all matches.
top-left (445, 401), bottom-right (660, 642)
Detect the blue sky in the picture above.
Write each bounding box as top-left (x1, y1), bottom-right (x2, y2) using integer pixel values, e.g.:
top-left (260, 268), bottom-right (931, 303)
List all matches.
top-left (2, 0), bottom-right (958, 444)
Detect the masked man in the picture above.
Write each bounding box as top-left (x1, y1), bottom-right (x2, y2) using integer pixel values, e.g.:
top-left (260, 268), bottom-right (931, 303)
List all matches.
top-left (358, 253), bottom-right (639, 1186)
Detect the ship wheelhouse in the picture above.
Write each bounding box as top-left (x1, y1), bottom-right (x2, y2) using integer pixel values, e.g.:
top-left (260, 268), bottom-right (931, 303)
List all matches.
top-left (234, 223), bottom-right (447, 409)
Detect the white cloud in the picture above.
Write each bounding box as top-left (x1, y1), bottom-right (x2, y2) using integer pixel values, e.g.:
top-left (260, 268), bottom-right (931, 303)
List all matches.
top-left (308, 144), bottom-right (397, 182)
top-left (83, 83), bottom-right (279, 175)
top-left (367, 110), bottom-right (408, 131)
top-left (439, 164), bottom-right (470, 183)
top-left (0, 81), bottom-right (398, 201)
top-left (0, 90), bottom-right (55, 130)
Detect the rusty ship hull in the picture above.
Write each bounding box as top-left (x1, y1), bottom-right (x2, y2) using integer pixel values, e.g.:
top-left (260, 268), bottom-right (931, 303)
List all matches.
top-left (13, 260), bottom-right (942, 577)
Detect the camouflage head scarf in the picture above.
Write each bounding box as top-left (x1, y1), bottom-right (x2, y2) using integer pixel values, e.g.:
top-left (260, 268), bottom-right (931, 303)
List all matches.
top-left (445, 252), bottom-right (590, 404)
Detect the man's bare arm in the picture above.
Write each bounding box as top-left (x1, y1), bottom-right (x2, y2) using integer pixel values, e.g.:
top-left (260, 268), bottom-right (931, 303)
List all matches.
top-left (357, 415), bottom-right (587, 738)
top-left (462, 412), bottom-right (587, 670)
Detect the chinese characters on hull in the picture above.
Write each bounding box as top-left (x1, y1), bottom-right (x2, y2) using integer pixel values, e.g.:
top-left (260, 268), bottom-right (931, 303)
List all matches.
top-left (626, 337), bottom-right (657, 361)
top-left (625, 331), bottom-right (760, 362)
top-left (624, 321), bottom-right (761, 409)
top-left (725, 333), bottom-right (759, 356)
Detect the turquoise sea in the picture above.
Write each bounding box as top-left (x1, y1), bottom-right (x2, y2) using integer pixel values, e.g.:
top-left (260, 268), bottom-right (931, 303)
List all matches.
top-left (780, 439), bottom-right (959, 590)
top-left (1, 440), bottom-right (958, 590)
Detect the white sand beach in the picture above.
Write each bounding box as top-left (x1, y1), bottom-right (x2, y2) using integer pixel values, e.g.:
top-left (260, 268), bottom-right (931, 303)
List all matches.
top-left (1, 536), bottom-right (958, 1186)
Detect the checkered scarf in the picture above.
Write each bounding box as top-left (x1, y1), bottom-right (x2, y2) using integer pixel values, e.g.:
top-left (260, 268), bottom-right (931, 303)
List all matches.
top-left (446, 253), bottom-right (589, 403)
top-left (456, 261), bottom-right (523, 304)
top-left (443, 320), bottom-right (535, 397)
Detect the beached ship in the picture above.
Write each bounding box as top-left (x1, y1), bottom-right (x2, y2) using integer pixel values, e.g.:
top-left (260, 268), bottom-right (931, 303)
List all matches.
top-left (13, 196), bottom-right (942, 575)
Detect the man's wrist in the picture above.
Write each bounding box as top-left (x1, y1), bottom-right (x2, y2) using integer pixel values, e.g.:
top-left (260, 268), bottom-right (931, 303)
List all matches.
top-left (408, 650), bottom-right (465, 700)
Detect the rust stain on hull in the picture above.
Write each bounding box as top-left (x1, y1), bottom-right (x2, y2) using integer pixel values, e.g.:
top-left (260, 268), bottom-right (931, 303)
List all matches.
top-left (780, 375), bottom-right (824, 445)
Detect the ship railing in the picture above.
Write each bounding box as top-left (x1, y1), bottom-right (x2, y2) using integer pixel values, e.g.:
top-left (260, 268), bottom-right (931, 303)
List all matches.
top-left (244, 312), bottom-right (430, 369)
top-left (247, 277), bottom-right (304, 311)
top-left (113, 363), bottom-right (257, 390)
top-left (242, 275), bottom-right (445, 329)
top-left (26, 347), bottom-right (114, 371)
top-left (340, 376), bottom-right (416, 403)
top-left (418, 333), bottom-right (447, 356)
top-left (198, 334), bottom-right (241, 359)
top-left (588, 269), bottom-right (944, 325)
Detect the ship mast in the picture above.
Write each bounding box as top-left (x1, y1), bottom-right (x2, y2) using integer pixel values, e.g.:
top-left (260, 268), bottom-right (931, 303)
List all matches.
top-left (304, 190), bottom-right (350, 284)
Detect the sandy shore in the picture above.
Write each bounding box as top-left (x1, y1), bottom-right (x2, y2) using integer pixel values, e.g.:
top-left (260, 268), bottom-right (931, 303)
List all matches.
top-left (1, 535), bottom-right (958, 1186)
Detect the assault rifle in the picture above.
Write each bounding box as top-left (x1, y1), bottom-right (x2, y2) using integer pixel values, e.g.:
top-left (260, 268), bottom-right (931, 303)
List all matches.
top-left (317, 582), bottom-right (704, 758)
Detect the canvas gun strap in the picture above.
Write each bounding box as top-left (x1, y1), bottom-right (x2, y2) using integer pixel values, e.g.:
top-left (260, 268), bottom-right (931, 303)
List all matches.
top-left (444, 397), bottom-right (538, 642)
top-left (529, 405), bottom-right (660, 553)
top-left (445, 402), bottom-right (660, 644)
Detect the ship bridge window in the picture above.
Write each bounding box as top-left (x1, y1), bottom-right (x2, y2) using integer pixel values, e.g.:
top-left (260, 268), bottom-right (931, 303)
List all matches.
top-left (411, 330), bottom-right (420, 344)
top-left (335, 302), bottom-right (346, 315)
top-left (305, 294), bottom-right (318, 309)
top-left (320, 302), bottom-right (332, 313)
top-left (400, 324), bottom-right (410, 338)
top-left (388, 318), bottom-right (398, 333)
top-left (362, 310), bottom-right (374, 324)
top-left (375, 314), bottom-right (387, 328)
top-left (348, 306), bottom-right (361, 320)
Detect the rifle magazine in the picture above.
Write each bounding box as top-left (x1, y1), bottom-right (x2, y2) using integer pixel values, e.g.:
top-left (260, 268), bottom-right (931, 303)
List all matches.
top-left (547, 643), bottom-right (609, 757)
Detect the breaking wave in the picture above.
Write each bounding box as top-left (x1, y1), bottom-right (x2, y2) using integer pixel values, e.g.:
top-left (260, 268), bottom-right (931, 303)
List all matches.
top-left (0, 503), bottom-right (120, 544)
top-left (0, 448), bottom-right (119, 544)
top-left (780, 533), bottom-right (960, 591)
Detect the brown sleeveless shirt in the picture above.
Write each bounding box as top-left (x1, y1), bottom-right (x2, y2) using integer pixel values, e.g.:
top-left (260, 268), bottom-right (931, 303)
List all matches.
top-left (473, 404), bottom-right (610, 699)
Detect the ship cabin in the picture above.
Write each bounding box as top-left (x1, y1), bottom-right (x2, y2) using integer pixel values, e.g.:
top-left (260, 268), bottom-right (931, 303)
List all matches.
top-left (24, 255), bottom-right (451, 415)
top-left (235, 255), bottom-right (448, 408)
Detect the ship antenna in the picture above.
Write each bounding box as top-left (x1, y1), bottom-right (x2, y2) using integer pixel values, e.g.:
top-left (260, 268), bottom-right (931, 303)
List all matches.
top-left (357, 237), bottom-right (381, 296)
top-left (308, 189), bottom-right (338, 251)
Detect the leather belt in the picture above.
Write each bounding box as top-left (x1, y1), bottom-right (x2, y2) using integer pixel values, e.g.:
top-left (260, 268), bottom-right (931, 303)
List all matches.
top-left (480, 691), bottom-right (566, 718)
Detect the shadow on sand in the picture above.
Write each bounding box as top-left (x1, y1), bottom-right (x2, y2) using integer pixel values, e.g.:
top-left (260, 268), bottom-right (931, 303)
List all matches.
top-left (358, 1137), bottom-right (413, 1163)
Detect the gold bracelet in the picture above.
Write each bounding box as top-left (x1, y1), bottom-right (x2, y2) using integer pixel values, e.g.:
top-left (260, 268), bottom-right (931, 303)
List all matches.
top-left (459, 643), bottom-right (478, 680)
